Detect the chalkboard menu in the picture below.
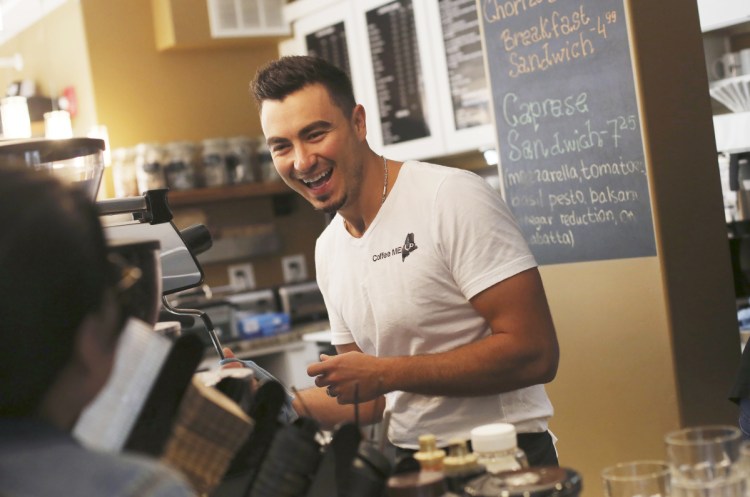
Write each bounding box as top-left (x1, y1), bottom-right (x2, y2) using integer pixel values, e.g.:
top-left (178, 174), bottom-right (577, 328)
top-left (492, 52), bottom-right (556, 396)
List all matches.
top-left (366, 0), bottom-right (430, 145)
top-left (305, 22), bottom-right (352, 81)
top-left (438, 0), bottom-right (491, 130)
top-left (479, 0), bottom-right (656, 265)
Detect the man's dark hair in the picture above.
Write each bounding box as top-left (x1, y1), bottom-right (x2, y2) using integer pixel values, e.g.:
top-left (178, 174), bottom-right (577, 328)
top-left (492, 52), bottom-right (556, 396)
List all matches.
top-left (0, 165), bottom-right (117, 416)
top-left (251, 55), bottom-right (356, 117)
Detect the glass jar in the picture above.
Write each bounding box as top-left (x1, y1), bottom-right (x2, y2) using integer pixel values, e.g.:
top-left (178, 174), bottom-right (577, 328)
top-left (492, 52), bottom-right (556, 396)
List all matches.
top-left (134, 142), bottom-right (166, 193)
top-left (470, 423), bottom-right (528, 474)
top-left (201, 138), bottom-right (229, 187)
top-left (164, 141), bottom-right (197, 191)
top-left (111, 147), bottom-right (138, 198)
top-left (255, 139), bottom-right (279, 182)
top-left (226, 136), bottom-right (256, 184)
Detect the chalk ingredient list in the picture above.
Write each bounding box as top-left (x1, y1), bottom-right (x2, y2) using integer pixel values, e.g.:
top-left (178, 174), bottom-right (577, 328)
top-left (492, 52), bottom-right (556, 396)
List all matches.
top-left (480, 0), bottom-right (656, 264)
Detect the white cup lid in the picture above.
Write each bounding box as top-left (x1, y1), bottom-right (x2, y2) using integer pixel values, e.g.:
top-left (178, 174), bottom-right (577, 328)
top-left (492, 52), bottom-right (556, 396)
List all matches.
top-left (470, 423), bottom-right (517, 453)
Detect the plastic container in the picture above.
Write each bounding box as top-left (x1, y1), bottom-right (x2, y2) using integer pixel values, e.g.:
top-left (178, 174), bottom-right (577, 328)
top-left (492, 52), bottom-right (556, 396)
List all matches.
top-left (470, 423), bottom-right (528, 474)
top-left (164, 141), bottom-right (197, 191)
top-left (201, 138), bottom-right (229, 187)
top-left (235, 311), bottom-right (291, 339)
top-left (226, 136), bottom-right (256, 184)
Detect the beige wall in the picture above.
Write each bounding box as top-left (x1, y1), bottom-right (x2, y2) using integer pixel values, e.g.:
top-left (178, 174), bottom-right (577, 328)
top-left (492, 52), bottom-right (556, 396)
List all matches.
top-left (75, 0), bottom-right (323, 286)
top-left (79, 0), bottom-right (278, 148)
top-left (544, 259), bottom-right (681, 483)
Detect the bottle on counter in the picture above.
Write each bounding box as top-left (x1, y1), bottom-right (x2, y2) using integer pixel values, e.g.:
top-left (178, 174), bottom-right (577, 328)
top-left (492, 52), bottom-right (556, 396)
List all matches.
top-left (226, 136), bottom-right (256, 184)
top-left (201, 138), bottom-right (229, 187)
top-left (111, 146), bottom-right (138, 197)
top-left (470, 423), bottom-right (528, 474)
top-left (414, 434), bottom-right (447, 472)
top-left (163, 141), bottom-right (197, 191)
top-left (461, 423), bottom-right (538, 497)
top-left (442, 439), bottom-right (486, 495)
top-left (134, 142), bottom-right (166, 193)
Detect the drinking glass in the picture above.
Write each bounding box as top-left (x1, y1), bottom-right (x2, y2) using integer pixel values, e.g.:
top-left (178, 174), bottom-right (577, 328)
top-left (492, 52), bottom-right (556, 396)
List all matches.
top-left (664, 425), bottom-right (742, 482)
top-left (670, 470), bottom-right (746, 497)
top-left (602, 460), bottom-right (671, 497)
top-left (738, 440), bottom-right (750, 476)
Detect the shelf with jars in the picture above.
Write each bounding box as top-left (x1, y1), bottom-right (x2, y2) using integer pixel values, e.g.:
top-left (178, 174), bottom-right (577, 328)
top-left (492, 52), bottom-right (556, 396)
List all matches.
top-left (167, 181), bottom-right (292, 207)
top-left (111, 135), bottom-right (289, 207)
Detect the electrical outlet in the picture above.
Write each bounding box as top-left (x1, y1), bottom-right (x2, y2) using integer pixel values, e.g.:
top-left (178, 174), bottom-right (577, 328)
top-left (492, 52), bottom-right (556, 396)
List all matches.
top-left (281, 254), bottom-right (308, 283)
top-left (228, 263), bottom-right (256, 290)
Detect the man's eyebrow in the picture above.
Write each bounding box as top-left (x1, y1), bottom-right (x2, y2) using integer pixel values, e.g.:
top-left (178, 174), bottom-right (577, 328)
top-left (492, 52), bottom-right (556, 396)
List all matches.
top-left (299, 120), bottom-right (333, 136)
top-left (266, 136), bottom-right (289, 146)
top-left (266, 120), bottom-right (333, 147)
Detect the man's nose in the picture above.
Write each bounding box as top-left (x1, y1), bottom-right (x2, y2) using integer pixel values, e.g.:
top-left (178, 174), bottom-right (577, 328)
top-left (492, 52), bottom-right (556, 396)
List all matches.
top-left (294, 145), bottom-right (316, 172)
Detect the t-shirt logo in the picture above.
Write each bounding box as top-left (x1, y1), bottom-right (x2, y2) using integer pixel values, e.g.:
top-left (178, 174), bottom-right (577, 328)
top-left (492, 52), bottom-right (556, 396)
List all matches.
top-left (402, 233), bottom-right (417, 261)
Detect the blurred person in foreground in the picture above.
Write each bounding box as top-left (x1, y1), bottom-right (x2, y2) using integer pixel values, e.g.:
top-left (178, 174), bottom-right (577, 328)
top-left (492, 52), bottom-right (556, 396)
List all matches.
top-left (0, 165), bottom-right (194, 497)
top-left (242, 55), bottom-right (560, 464)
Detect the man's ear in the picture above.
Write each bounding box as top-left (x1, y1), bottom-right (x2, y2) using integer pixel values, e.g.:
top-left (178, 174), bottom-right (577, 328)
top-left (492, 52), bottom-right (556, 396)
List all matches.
top-left (351, 104), bottom-right (367, 140)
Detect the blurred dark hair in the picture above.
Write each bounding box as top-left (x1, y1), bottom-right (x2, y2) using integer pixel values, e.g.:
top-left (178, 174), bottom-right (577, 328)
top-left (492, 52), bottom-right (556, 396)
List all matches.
top-left (251, 55), bottom-right (356, 118)
top-left (0, 165), bottom-right (117, 416)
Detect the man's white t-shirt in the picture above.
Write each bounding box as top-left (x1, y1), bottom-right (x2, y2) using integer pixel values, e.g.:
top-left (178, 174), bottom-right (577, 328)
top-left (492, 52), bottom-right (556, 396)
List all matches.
top-left (315, 161), bottom-right (553, 449)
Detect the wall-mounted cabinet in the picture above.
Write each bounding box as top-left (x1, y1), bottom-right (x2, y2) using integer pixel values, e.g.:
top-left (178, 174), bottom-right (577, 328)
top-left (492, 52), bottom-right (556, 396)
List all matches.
top-left (152, 0), bottom-right (290, 51)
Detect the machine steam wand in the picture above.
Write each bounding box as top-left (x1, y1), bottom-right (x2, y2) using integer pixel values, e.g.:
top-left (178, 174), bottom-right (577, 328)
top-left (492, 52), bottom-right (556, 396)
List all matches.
top-left (161, 296), bottom-right (226, 361)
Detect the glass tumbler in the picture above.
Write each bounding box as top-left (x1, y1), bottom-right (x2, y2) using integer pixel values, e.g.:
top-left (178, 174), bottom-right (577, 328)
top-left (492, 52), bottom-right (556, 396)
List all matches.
top-left (664, 425), bottom-right (742, 482)
top-left (602, 460), bottom-right (671, 497)
top-left (670, 470), bottom-right (746, 497)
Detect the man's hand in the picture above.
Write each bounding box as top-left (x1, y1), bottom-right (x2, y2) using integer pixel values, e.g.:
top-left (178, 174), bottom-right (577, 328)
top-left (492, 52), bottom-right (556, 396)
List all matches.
top-left (307, 351), bottom-right (385, 404)
top-left (221, 347), bottom-right (245, 369)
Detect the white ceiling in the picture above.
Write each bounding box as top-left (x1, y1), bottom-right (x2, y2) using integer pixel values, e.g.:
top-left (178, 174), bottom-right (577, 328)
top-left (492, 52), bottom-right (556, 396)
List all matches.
top-left (0, 0), bottom-right (68, 46)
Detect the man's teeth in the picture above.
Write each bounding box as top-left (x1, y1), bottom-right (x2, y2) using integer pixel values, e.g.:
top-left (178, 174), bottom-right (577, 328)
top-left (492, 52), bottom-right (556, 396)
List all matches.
top-left (303, 170), bottom-right (330, 184)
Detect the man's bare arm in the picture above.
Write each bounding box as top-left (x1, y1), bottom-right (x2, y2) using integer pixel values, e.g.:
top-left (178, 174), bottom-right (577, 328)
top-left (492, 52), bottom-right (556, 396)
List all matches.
top-left (308, 268), bottom-right (559, 404)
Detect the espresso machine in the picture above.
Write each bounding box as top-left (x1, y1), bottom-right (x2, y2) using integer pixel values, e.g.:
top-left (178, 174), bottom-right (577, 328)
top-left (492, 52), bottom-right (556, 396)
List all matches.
top-left (0, 138), bottom-right (224, 355)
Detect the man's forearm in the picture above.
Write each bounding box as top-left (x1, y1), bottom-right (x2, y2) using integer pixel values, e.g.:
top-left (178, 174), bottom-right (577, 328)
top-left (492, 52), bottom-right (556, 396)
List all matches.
top-left (293, 386), bottom-right (385, 430)
top-left (378, 333), bottom-right (558, 398)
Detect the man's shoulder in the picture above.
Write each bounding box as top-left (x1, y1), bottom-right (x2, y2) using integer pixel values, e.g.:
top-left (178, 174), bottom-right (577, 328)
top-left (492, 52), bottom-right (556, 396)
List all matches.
top-left (402, 160), bottom-right (487, 191)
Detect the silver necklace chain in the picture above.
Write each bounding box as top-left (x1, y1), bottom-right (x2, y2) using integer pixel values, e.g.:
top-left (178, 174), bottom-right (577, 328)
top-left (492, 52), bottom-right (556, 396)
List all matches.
top-left (381, 155), bottom-right (388, 204)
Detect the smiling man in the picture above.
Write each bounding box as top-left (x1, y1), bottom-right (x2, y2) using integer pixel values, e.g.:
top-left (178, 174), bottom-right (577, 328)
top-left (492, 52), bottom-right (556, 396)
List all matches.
top-left (251, 55), bottom-right (560, 465)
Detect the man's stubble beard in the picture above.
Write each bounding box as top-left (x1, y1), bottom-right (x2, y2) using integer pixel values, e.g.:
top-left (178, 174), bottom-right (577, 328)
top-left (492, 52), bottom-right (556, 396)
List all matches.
top-left (318, 159), bottom-right (364, 215)
top-left (321, 193), bottom-right (347, 214)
